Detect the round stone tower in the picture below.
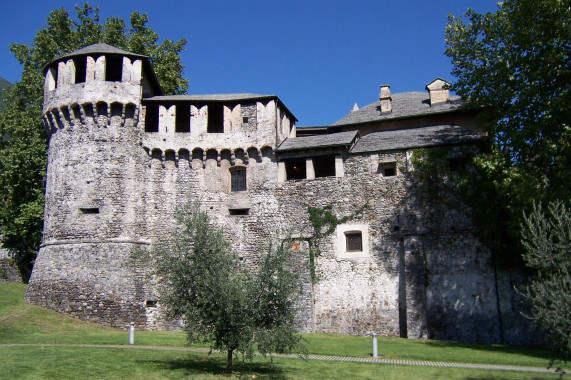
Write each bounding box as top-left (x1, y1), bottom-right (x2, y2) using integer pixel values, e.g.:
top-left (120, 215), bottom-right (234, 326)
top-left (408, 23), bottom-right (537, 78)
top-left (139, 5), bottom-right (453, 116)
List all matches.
top-left (25, 44), bottom-right (162, 328)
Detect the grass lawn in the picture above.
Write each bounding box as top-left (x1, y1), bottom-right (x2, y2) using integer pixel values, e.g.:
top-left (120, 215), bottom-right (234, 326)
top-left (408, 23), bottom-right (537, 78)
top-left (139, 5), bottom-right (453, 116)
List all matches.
top-left (0, 283), bottom-right (565, 379)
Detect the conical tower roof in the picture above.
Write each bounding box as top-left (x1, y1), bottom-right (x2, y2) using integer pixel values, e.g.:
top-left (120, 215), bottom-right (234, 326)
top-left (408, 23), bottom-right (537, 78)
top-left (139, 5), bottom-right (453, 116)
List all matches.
top-left (45, 43), bottom-right (148, 69)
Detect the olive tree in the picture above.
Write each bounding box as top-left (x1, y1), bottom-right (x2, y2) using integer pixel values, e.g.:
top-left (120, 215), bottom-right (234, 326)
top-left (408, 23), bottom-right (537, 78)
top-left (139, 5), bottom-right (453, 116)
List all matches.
top-left (521, 201), bottom-right (571, 372)
top-left (153, 200), bottom-right (305, 373)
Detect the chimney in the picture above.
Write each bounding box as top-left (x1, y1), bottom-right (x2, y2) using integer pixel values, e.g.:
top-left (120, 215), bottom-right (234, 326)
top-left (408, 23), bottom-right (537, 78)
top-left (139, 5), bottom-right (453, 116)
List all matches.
top-left (425, 78), bottom-right (450, 106)
top-left (379, 84), bottom-right (392, 113)
top-left (350, 103), bottom-right (359, 113)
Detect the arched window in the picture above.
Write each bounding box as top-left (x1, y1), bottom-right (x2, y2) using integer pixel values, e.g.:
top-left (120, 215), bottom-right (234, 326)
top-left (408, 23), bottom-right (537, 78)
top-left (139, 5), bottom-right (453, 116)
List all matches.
top-left (230, 167), bottom-right (246, 192)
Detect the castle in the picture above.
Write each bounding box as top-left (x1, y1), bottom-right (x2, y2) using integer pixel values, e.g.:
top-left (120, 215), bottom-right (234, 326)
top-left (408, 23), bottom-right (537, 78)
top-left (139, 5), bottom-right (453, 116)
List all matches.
top-left (25, 44), bottom-right (535, 345)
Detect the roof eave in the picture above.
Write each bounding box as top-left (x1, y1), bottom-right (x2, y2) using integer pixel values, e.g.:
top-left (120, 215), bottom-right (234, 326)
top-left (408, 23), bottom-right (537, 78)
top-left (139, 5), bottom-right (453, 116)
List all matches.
top-left (333, 106), bottom-right (467, 127)
top-left (350, 138), bottom-right (487, 155)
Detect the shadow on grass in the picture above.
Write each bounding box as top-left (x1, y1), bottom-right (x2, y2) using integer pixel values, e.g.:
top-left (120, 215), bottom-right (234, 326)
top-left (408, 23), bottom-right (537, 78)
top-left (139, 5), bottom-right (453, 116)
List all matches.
top-left (141, 355), bottom-right (289, 379)
top-left (423, 339), bottom-right (552, 361)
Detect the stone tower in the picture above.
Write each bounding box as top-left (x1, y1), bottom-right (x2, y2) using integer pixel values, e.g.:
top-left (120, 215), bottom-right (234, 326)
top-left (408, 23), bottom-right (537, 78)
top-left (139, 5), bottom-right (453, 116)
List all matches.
top-left (24, 43), bottom-right (535, 345)
top-left (25, 44), bottom-right (162, 328)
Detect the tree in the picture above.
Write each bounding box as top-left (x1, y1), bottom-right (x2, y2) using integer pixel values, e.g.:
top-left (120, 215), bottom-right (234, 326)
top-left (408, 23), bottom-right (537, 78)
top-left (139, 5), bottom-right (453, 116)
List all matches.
top-left (444, 0), bottom-right (571, 264)
top-left (520, 201), bottom-right (571, 372)
top-left (153, 200), bottom-right (305, 373)
top-left (0, 77), bottom-right (12, 109)
top-left (0, 3), bottom-right (188, 282)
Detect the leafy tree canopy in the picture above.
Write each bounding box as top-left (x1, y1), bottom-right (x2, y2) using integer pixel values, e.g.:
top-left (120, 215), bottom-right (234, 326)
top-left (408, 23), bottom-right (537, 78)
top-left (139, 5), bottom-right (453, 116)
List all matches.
top-left (152, 200), bottom-right (305, 373)
top-left (520, 201), bottom-right (571, 371)
top-left (444, 0), bottom-right (571, 264)
top-left (0, 77), bottom-right (12, 109)
top-left (0, 3), bottom-right (188, 282)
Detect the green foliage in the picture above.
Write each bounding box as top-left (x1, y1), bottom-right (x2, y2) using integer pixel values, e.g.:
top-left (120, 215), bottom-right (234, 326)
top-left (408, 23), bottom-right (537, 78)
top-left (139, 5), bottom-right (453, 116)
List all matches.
top-left (153, 200), bottom-right (305, 373)
top-left (520, 201), bottom-right (571, 372)
top-left (444, 0), bottom-right (571, 266)
top-left (306, 203), bottom-right (368, 283)
top-left (0, 77), bottom-right (12, 110)
top-left (9, 4), bottom-right (188, 96)
top-left (0, 102), bottom-right (47, 282)
top-left (0, 3), bottom-right (188, 282)
top-left (411, 147), bottom-right (523, 269)
top-left (445, 0), bottom-right (571, 188)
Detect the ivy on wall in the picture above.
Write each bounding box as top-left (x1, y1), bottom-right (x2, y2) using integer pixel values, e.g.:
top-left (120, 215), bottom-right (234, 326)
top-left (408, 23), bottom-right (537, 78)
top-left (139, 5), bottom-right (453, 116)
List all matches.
top-left (306, 203), bottom-right (368, 283)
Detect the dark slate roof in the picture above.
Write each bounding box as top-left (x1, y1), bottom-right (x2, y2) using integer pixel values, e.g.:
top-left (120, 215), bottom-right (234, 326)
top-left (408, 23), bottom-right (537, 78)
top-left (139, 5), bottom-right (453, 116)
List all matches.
top-left (350, 125), bottom-right (485, 153)
top-left (145, 94), bottom-right (298, 122)
top-left (276, 131), bottom-right (358, 152)
top-left (48, 43), bottom-right (147, 65)
top-left (333, 92), bottom-right (464, 126)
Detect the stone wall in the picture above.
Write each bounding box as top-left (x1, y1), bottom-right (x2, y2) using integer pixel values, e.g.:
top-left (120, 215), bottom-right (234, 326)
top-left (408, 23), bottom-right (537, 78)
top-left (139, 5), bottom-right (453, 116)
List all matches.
top-left (0, 246), bottom-right (20, 283)
top-left (28, 49), bottom-right (537, 343)
top-left (26, 242), bottom-right (148, 328)
top-left (29, 109), bottom-right (537, 341)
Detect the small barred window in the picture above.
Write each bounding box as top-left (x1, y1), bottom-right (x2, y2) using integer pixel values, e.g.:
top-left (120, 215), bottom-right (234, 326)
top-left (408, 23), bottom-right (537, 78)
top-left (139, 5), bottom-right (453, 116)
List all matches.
top-left (345, 231), bottom-right (363, 252)
top-left (231, 168), bottom-right (246, 192)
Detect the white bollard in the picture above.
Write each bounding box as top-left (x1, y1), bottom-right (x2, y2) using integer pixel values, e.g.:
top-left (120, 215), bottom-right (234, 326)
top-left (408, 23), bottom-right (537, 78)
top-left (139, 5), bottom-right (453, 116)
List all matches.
top-left (372, 333), bottom-right (378, 358)
top-left (129, 322), bottom-right (135, 345)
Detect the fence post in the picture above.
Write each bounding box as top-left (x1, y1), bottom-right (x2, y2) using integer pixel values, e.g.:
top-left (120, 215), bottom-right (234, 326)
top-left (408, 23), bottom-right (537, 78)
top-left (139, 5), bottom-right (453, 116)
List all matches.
top-left (129, 322), bottom-right (135, 345)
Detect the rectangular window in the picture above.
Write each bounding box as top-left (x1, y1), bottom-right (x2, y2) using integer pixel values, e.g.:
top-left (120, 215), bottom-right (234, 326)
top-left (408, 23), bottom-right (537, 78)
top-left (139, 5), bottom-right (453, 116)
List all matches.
top-left (313, 155), bottom-right (336, 178)
top-left (207, 104), bottom-right (224, 133)
top-left (231, 168), bottom-right (247, 191)
top-left (74, 56), bottom-right (87, 84)
top-left (175, 104), bottom-right (190, 132)
top-left (229, 208), bottom-right (250, 216)
top-left (448, 157), bottom-right (466, 172)
top-left (80, 207), bottom-right (99, 214)
top-left (144, 104), bottom-right (159, 132)
top-left (284, 158), bottom-right (306, 180)
top-left (345, 232), bottom-right (363, 252)
top-left (105, 55), bottom-right (123, 82)
top-left (384, 165), bottom-right (396, 177)
top-left (379, 162), bottom-right (396, 177)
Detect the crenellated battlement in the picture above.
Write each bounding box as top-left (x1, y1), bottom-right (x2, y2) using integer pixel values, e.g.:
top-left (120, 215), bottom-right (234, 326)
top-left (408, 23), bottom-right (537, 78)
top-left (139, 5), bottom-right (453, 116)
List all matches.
top-left (44, 54), bottom-right (143, 92)
top-left (43, 101), bottom-right (139, 132)
top-left (41, 44), bottom-right (161, 130)
top-left (143, 145), bottom-right (274, 168)
top-left (140, 95), bottom-right (297, 154)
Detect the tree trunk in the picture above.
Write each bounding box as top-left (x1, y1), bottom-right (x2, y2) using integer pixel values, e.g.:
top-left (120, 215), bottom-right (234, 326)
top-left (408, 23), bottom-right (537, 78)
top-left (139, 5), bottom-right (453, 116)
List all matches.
top-left (225, 349), bottom-right (233, 373)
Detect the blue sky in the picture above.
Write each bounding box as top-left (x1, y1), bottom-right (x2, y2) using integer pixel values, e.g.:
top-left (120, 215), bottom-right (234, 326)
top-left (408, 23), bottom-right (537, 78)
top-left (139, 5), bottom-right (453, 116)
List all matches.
top-left (0, 1), bottom-right (499, 126)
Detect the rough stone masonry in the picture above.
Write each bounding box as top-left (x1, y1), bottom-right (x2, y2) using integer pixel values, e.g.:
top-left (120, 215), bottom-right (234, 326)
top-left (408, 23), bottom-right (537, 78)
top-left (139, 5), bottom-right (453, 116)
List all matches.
top-left (26, 44), bottom-right (538, 345)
